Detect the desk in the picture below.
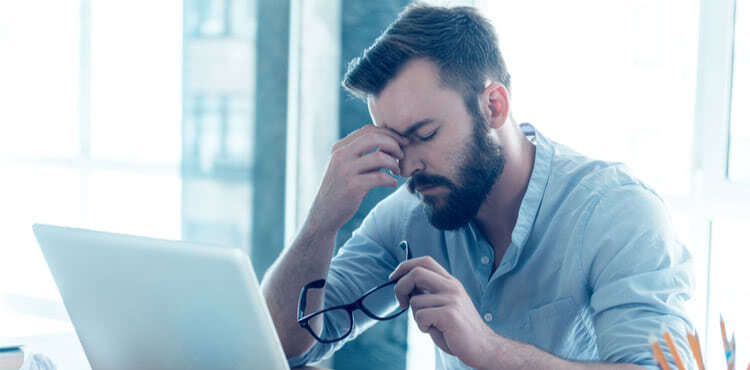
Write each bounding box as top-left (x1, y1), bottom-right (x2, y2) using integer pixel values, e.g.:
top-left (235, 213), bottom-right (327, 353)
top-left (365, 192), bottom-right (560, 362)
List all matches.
top-left (13, 331), bottom-right (90, 369)
top-left (0, 306), bottom-right (90, 369)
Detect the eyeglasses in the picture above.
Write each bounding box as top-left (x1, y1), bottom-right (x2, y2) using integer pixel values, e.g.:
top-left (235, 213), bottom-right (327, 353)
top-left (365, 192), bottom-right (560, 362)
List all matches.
top-left (297, 241), bottom-right (411, 344)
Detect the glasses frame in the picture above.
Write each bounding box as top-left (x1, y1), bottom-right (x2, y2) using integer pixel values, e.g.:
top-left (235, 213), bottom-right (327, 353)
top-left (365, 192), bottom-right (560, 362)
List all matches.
top-left (297, 278), bottom-right (408, 343)
top-left (297, 241), bottom-right (412, 344)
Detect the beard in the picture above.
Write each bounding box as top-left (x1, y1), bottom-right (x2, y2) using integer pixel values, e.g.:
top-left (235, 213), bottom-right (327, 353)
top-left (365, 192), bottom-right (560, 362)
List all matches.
top-left (407, 112), bottom-right (505, 230)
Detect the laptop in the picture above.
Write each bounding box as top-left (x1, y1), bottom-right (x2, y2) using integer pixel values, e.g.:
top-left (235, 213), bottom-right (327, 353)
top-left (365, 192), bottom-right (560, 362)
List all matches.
top-left (32, 224), bottom-right (290, 370)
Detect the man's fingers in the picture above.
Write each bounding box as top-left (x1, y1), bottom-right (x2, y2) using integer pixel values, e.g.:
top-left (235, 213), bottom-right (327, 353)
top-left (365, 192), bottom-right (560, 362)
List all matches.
top-left (345, 133), bottom-right (405, 160)
top-left (413, 306), bottom-right (439, 333)
top-left (409, 293), bottom-right (450, 311)
top-left (413, 307), bottom-right (453, 354)
top-left (332, 125), bottom-right (408, 154)
top-left (328, 127), bottom-right (406, 180)
top-left (389, 256), bottom-right (451, 281)
top-left (355, 150), bottom-right (401, 176)
top-left (362, 125), bottom-right (410, 146)
top-left (428, 329), bottom-right (452, 356)
top-left (413, 306), bottom-right (456, 335)
top-left (393, 266), bottom-right (451, 308)
top-left (354, 171), bottom-right (399, 190)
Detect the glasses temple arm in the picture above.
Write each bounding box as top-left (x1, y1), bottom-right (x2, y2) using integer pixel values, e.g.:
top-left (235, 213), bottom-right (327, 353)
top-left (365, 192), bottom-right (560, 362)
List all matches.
top-left (298, 279), bottom-right (327, 320)
top-left (399, 240), bottom-right (412, 260)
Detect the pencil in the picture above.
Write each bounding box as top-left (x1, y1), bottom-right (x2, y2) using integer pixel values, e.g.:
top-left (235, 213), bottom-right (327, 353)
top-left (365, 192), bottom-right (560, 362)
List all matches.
top-left (662, 323), bottom-right (686, 370)
top-left (686, 330), bottom-right (705, 370)
top-left (721, 314), bottom-right (729, 350)
top-left (721, 315), bottom-right (735, 370)
top-left (729, 334), bottom-right (736, 370)
top-left (650, 333), bottom-right (671, 370)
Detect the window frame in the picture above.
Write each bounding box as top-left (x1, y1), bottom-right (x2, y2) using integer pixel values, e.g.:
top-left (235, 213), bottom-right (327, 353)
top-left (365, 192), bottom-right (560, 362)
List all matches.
top-left (694, 0), bottom-right (750, 366)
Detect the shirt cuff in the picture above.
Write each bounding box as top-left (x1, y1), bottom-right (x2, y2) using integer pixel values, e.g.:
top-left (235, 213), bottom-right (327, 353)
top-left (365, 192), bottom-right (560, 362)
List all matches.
top-left (287, 347), bottom-right (314, 369)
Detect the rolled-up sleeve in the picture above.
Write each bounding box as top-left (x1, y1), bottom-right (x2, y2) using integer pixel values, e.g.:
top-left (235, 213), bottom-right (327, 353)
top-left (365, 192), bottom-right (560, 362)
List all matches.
top-left (583, 185), bottom-right (695, 369)
top-left (287, 189), bottom-right (408, 367)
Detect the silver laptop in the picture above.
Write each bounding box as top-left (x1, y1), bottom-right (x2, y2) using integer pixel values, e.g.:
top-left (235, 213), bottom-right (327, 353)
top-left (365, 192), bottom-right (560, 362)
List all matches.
top-left (32, 224), bottom-right (290, 370)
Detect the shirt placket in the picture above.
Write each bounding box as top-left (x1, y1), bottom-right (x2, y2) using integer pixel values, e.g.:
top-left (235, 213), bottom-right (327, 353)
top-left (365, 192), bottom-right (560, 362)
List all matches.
top-left (476, 238), bottom-right (498, 328)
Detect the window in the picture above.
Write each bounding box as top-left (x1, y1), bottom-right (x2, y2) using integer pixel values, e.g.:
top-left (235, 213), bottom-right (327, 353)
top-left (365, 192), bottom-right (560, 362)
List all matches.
top-left (0, 0), bottom-right (288, 345)
top-left (0, 0), bottom-right (182, 324)
top-left (484, 0), bottom-right (699, 198)
top-left (181, 0), bottom-right (258, 252)
top-left (730, 0), bottom-right (750, 181)
top-left (706, 217), bottom-right (750, 369)
top-left (701, 0), bottom-right (750, 368)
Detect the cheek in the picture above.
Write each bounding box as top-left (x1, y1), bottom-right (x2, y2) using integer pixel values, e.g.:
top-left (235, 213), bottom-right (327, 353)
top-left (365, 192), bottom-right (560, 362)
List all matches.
top-left (424, 127), bottom-right (473, 178)
top-left (428, 144), bottom-right (464, 180)
top-left (449, 139), bottom-right (478, 179)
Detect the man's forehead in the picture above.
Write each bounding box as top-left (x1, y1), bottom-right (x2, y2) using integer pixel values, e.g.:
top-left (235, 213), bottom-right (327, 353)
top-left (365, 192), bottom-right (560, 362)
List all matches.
top-left (366, 95), bottom-right (391, 128)
top-left (367, 94), bottom-right (439, 134)
top-left (367, 59), bottom-right (444, 125)
top-left (368, 95), bottom-right (434, 137)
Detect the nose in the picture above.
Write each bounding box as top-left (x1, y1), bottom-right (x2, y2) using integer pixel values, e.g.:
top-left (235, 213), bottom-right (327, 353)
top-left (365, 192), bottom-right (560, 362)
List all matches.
top-left (399, 145), bottom-right (425, 178)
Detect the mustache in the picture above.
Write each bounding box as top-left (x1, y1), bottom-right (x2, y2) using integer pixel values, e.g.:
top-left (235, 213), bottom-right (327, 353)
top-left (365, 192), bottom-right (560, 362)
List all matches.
top-left (407, 173), bottom-right (454, 193)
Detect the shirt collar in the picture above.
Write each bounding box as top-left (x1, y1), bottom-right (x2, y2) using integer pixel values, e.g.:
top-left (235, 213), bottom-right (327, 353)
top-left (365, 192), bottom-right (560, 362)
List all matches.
top-left (464, 123), bottom-right (553, 268)
top-left (508, 123), bottom-right (553, 261)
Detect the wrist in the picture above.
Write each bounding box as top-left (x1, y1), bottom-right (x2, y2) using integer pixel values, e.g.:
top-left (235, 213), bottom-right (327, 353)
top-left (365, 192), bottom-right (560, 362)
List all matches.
top-left (302, 212), bottom-right (340, 241)
top-left (476, 331), bottom-right (506, 370)
top-left (478, 336), bottom-right (581, 370)
top-left (476, 333), bottom-right (526, 370)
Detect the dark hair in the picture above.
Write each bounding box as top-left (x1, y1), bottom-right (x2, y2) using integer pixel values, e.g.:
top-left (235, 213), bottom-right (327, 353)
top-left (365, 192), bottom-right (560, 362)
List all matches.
top-left (342, 3), bottom-right (511, 110)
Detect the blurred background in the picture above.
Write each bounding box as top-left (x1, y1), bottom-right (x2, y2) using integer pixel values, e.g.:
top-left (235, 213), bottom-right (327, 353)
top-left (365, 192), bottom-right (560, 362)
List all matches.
top-left (0, 0), bottom-right (748, 369)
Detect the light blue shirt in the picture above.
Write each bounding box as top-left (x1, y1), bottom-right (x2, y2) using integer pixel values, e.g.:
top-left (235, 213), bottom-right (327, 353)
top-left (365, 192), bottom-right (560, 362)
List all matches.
top-left (289, 124), bottom-right (694, 369)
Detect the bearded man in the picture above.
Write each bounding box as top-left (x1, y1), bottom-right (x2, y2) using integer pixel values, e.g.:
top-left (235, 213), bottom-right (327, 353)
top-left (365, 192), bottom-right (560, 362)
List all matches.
top-left (262, 4), bottom-right (694, 370)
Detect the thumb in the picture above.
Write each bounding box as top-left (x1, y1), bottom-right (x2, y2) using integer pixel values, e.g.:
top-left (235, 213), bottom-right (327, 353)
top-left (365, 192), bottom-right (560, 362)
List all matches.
top-left (428, 328), bottom-right (453, 356)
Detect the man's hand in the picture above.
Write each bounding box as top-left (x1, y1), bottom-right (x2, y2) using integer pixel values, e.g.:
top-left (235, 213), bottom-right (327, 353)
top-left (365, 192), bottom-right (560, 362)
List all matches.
top-left (307, 125), bottom-right (408, 234)
top-left (390, 256), bottom-right (501, 369)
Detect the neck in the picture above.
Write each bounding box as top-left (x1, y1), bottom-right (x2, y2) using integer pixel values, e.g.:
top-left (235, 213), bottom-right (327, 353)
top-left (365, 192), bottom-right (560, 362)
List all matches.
top-left (474, 122), bottom-right (536, 253)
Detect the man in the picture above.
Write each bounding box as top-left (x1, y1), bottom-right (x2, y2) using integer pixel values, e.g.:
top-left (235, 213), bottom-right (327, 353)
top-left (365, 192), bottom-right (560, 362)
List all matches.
top-left (262, 4), bottom-right (694, 370)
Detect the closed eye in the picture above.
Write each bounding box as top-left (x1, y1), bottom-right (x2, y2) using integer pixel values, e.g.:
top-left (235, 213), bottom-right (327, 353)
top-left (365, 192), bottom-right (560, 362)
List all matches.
top-left (416, 129), bottom-right (438, 142)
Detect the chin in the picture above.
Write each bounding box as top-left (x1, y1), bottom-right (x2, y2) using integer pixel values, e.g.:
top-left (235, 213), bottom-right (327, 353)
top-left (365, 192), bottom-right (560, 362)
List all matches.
top-left (424, 204), bottom-right (472, 231)
top-left (420, 193), bottom-right (442, 206)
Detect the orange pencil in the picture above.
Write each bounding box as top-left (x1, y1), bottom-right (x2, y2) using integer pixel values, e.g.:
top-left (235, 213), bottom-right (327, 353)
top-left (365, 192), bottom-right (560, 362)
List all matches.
top-left (661, 323), bottom-right (685, 370)
top-left (721, 314), bottom-right (729, 349)
top-left (662, 323), bottom-right (686, 370)
top-left (687, 330), bottom-right (705, 370)
top-left (721, 315), bottom-right (735, 370)
top-left (729, 334), bottom-right (736, 370)
top-left (650, 334), bottom-right (671, 370)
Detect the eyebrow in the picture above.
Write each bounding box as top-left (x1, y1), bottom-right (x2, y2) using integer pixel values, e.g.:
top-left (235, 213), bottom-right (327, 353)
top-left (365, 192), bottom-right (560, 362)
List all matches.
top-left (386, 119), bottom-right (434, 138)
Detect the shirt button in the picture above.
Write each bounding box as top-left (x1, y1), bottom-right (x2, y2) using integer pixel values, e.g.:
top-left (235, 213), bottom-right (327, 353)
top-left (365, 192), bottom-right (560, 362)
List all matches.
top-left (480, 256), bottom-right (490, 265)
top-left (483, 313), bottom-right (493, 322)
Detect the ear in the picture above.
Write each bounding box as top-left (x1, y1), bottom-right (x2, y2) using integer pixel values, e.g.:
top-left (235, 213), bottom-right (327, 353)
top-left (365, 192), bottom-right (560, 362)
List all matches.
top-left (480, 82), bottom-right (510, 129)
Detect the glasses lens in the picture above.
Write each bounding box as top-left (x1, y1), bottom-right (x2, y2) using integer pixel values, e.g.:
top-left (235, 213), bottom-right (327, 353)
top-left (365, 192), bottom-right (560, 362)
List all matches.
top-left (307, 307), bottom-right (352, 342)
top-left (361, 282), bottom-right (406, 320)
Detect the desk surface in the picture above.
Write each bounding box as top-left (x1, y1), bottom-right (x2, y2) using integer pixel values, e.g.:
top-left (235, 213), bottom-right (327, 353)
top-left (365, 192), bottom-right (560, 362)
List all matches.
top-left (5, 331), bottom-right (90, 369)
top-left (0, 307), bottom-right (89, 369)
